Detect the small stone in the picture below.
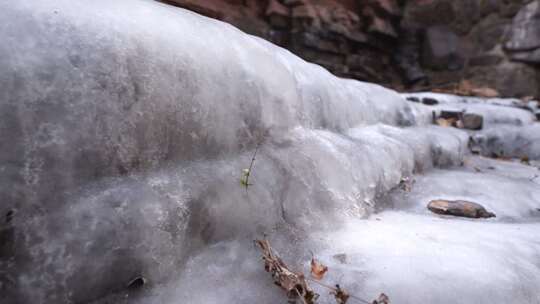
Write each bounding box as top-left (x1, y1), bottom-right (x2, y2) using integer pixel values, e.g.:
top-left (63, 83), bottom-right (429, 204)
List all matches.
top-left (406, 96), bottom-right (420, 102)
top-left (440, 110), bottom-right (461, 120)
top-left (428, 199), bottom-right (495, 219)
top-left (127, 276), bottom-right (147, 289)
top-left (461, 113), bottom-right (483, 130)
top-left (422, 97), bottom-right (439, 105)
top-left (5, 210), bottom-right (14, 223)
top-left (333, 253), bottom-right (348, 264)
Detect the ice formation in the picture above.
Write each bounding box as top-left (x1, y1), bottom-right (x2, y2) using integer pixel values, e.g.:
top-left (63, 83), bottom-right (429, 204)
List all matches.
top-left (0, 0), bottom-right (539, 303)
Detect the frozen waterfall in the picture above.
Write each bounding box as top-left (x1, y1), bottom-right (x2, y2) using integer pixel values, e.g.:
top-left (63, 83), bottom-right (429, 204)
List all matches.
top-left (0, 0), bottom-right (539, 303)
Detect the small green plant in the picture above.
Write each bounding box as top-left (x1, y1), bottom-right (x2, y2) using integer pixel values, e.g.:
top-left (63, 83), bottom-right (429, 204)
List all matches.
top-left (240, 144), bottom-right (259, 189)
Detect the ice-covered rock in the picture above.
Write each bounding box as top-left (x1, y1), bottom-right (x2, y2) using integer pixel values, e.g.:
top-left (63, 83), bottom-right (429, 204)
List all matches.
top-left (0, 0), bottom-right (539, 304)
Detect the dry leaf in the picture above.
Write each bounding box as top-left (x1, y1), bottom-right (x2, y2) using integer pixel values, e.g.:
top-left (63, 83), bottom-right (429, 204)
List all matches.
top-left (331, 284), bottom-right (350, 304)
top-left (255, 239), bottom-right (319, 304)
top-left (432, 80), bottom-right (499, 98)
top-left (333, 253), bottom-right (348, 264)
top-left (435, 118), bottom-right (455, 127)
top-left (372, 293), bottom-right (390, 304)
top-left (458, 79), bottom-right (473, 95)
top-left (399, 176), bottom-right (414, 192)
top-left (471, 87), bottom-right (499, 98)
top-left (310, 257), bottom-right (328, 280)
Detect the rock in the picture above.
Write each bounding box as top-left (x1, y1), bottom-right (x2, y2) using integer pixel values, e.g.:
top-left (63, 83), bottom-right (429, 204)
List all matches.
top-left (428, 199), bottom-right (496, 218)
top-left (332, 253), bottom-right (348, 264)
top-left (505, 0), bottom-right (540, 51)
top-left (363, 6), bottom-right (398, 38)
top-left (344, 31), bottom-right (368, 44)
top-left (406, 96), bottom-right (420, 102)
top-left (166, 0), bottom-right (224, 19)
top-left (295, 32), bottom-right (341, 53)
top-left (535, 110), bottom-right (540, 121)
top-left (493, 63), bottom-right (540, 98)
top-left (402, 65), bottom-right (428, 86)
top-left (266, 0), bottom-right (290, 29)
top-left (469, 54), bottom-right (504, 66)
top-left (470, 87), bottom-right (499, 98)
top-left (282, 0), bottom-right (305, 6)
top-left (462, 113), bottom-right (484, 130)
top-left (499, 0), bottom-right (528, 18)
top-left (394, 24), bottom-right (427, 85)
top-left (510, 48), bottom-right (540, 64)
top-left (479, 0), bottom-right (500, 17)
top-left (371, 0), bottom-right (401, 17)
top-left (422, 97), bottom-right (439, 105)
top-left (291, 4), bottom-right (317, 21)
top-left (403, 1), bottom-right (456, 27)
top-left (165, 0), bottom-right (537, 97)
top-left (506, 0), bottom-right (540, 64)
top-left (448, 0), bottom-right (483, 35)
top-left (440, 110), bottom-right (462, 120)
top-left (127, 276), bottom-right (147, 289)
top-left (422, 25), bottom-right (463, 71)
top-left (436, 111), bottom-right (483, 130)
top-left (469, 14), bottom-right (508, 52)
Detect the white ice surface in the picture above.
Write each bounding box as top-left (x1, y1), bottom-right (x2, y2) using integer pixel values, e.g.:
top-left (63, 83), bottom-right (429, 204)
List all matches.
top-left (2, 0), bottom-right (540, 303)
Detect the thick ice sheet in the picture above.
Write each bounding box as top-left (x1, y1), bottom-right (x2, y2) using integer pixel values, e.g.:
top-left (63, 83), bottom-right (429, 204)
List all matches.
top-left (471, 124), bottom-right (540, 159)
top-left (123, 157), bottom-right (540, 304)
top-left (1, 0), bottom-right (540, 303)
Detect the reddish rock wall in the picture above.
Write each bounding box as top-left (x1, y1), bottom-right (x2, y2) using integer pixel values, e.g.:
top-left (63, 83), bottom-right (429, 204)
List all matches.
top-left (161, 0), bottom-right (540, 97)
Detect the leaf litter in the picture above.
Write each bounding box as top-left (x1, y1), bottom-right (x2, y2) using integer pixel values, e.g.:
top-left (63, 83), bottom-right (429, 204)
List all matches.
top-left (255, 238), bottom-right (390, 304)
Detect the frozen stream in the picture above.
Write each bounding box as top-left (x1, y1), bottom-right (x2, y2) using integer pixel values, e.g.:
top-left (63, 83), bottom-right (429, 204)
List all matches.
top-left (1, 0), bottom-right (539, 303)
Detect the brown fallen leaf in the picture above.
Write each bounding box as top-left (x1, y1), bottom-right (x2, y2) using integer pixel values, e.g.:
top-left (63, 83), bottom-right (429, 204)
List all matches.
top-left (310, 257), bottom-right (328, 280)
top-left (399, 176), bottom-right (414, 192)
top-left (431, 80), bottom-right (499, 98)
top-left (471, 87), bottom-right (499, 98)
top-left (332, 253), bottom-right (348, 264)
top-left (457, 79), bottom-right (473, 95)
top-left (372, 293), bottom-right (390, 304)
top-left (254, 239), bottom-right (319, 304)
top-left (331, 284), bottom-right (350, 304)
top-left (521, 96), bottom-right (534, 102)
top-left (435, 117), bottom-right (457, 127)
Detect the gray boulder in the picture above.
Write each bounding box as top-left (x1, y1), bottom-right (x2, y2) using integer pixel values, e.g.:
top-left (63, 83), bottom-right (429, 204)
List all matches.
top-left (422, 26), bottom-right (463, 71)
top-left (505, 0), bottom-right (540, 52)
top-left (510, 48), bottom-right (540, 64)
top-left (462, 113), bottom-right (484, 130)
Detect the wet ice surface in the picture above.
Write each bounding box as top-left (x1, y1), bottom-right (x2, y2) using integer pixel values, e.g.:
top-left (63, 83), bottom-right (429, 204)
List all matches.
top-left (2, 0), bottom-right (540, 303)
top-left (313, 212), bottom-right (540, 304)
top-left (386, 160), bottom-right (540, 220)
top-left (114, 156), bottom-right (540, 304)
top-left (402, 92), bottom-right (539, 114)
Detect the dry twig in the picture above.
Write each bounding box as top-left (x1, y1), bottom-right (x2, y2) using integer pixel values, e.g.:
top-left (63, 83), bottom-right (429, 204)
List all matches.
top-left (255, 239), bottom-right (319, 304)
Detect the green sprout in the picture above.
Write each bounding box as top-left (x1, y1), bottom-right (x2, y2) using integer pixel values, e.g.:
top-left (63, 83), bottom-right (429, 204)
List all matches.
top-left (241, 144), bottom-right (259, 189)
